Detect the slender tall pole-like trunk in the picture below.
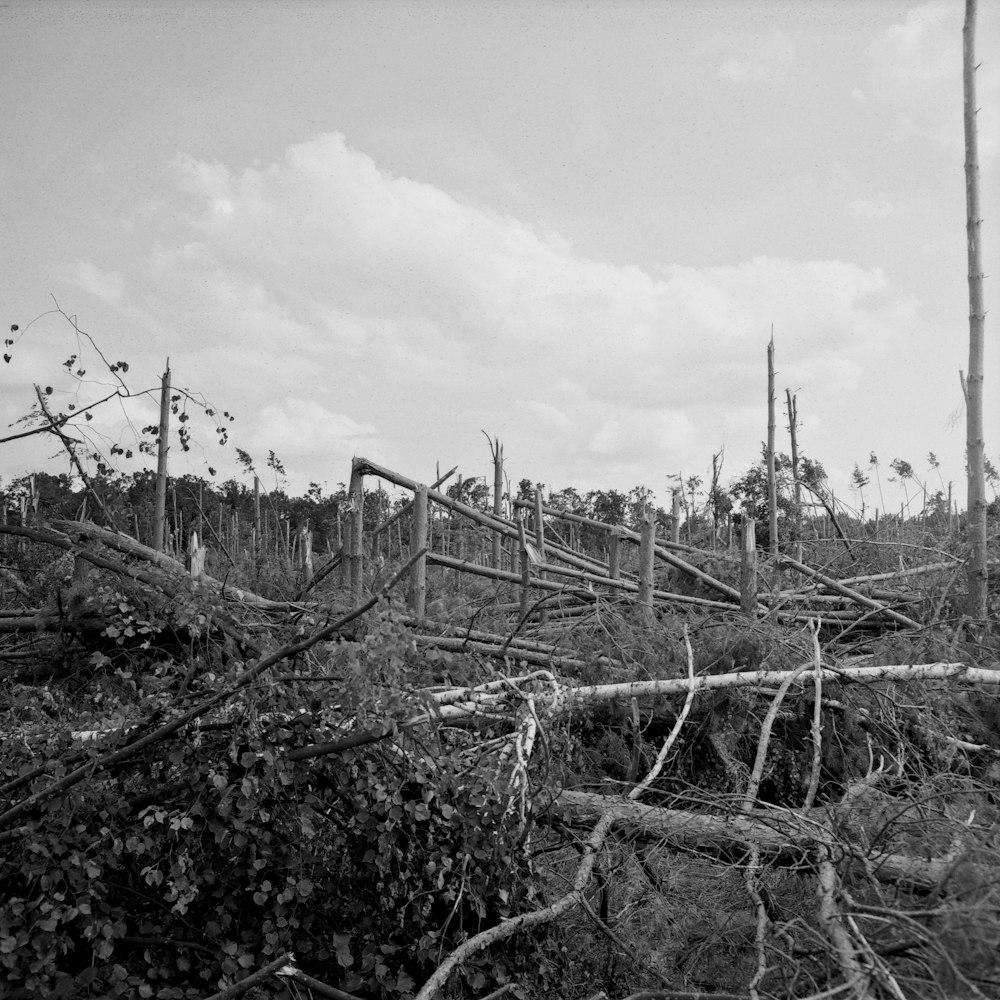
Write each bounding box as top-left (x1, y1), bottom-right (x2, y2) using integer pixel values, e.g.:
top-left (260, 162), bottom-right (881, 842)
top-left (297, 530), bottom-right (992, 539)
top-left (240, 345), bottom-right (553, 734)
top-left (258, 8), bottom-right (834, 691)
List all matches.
top-left (347, 458), bottom-right (365, 603)
top-left (253, 475), bottom-right (261, 571)
top-left (637, 512), bottom-right (656, 624)
top-left (534, 486), bottom-right (548, 624)
top-left (786, 389), bottom-right (803, 563)
top-left (766, 335), bottom-right (779, 582)
top-left (408, 485), bottom-right (428, 617)
top-left (152, 361), bottom-right (171, 551)
top-left (485, 433), bottom-right (504, 570)
top-left (963, 0), bottom-right (988, 621)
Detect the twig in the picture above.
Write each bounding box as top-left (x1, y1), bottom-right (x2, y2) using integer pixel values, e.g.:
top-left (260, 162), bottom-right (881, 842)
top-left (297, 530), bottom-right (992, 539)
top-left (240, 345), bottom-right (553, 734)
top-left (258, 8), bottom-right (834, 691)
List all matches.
top-left (629, 627), bottom-right (697, 800)
top-left (578, 893), bottom-right (674, 989)
top-left (35, 383), bottom-right (119, 531)
top-left (201, 953), bottom-right (292, 1000)
top-left (815, 843), bottom-right (869, 999)
top-left (414, 811), bottom-right (617, 1000)
top-left (275, 961), bottom-right (365, 999)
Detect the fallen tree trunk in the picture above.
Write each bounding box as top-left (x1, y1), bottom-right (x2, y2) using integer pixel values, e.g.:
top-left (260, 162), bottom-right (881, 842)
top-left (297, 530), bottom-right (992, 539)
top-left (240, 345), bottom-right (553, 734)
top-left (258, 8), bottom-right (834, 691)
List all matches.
top-left (565, 660), bottom-right (1000, 707)
top-left (548, 789), bottom-right (994, 892)
top-left (776, 552), bottom-right (922, 630)
top-left (49, 519), bottom-right (304, 613)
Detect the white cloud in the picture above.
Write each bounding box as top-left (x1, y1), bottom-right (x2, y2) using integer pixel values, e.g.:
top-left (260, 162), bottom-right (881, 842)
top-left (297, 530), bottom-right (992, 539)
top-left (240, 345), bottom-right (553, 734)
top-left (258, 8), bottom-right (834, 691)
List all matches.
top-left (520, 400), bottom-right (571, 430)
top-left (53, 132), bottom-right (925, 495)
top-left (849, 197), bottom-right (903, 220)
top-left (248, 399), bottom-right (381, 460)
top-left (873, 3), bottom-right (956, 83)
top-left (589, 409), bottom-right (694, 459)
top-left (716, 30), bottom-right (796, 84)
top-left (65, 261), bottom-right (124, 304)
top-left (866, 3), bottom-right (999, 163)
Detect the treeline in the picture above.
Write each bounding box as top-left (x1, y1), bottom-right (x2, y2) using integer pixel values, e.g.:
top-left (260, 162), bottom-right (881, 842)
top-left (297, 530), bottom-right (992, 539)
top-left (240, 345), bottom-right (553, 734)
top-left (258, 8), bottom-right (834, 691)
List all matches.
top-left (0, 469), bottom-right (676, 556)
top-left (2, 447), bottom-right (990, 561)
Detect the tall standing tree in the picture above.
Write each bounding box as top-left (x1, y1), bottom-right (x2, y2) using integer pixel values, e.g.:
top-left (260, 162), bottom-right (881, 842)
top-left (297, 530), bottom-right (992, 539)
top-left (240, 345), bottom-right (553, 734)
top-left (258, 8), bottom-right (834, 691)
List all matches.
top-left (963, 0), bottom-right (988, 620)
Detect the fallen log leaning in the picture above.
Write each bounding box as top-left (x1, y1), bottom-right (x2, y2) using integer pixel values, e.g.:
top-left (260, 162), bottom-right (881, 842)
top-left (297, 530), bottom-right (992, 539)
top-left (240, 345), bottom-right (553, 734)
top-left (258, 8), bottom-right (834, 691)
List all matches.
top-left (776, 553), bottom-right (922, 630)
top-left (49, 519), bottom-right (302, 613)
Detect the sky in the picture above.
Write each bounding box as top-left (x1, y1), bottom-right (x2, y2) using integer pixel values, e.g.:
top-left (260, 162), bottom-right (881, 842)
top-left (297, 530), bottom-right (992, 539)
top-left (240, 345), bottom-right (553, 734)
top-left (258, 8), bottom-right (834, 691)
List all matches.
top-left (1, 0), bottom-right (997, 516)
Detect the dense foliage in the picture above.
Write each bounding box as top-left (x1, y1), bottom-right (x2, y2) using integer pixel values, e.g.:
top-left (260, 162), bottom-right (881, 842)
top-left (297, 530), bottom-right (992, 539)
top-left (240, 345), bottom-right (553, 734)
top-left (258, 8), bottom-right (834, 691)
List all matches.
top-left (0, 606), bottom-right (567, 999)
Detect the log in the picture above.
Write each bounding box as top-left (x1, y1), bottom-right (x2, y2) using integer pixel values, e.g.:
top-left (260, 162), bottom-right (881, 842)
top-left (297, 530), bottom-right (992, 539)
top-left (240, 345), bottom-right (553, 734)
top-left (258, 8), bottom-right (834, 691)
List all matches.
top-left (776, 553), bottom-right (922, 630)
top-left (48, 520), bottom-right (303, 613)
top-left (548, 789), bottom-right (994, 892)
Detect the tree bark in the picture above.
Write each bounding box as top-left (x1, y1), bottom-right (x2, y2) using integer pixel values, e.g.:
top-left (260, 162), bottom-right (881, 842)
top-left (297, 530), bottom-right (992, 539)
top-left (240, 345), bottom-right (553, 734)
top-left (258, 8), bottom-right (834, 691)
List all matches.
top-left (766, 335), bottom-right (779, 577)
top-left (152, 363), bottom-right (171, 552)
top-left (546, 789), bottom-right (996, 892)
top-left (963, 0), bottom-right (988, 621)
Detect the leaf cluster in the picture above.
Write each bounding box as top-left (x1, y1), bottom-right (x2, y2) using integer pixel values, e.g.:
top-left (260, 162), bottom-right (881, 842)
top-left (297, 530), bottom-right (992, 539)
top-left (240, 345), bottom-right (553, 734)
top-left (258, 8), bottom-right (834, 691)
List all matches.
top-left (0, 593), bottom-right (565, 999)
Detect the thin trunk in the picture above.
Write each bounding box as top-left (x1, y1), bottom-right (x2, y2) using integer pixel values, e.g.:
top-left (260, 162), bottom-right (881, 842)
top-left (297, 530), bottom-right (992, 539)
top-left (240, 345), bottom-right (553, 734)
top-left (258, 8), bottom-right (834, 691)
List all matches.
top-left (637, 514), bottom-right (656, 624)
top-left (740, 517), bottom-right (758, 618)
top-left (963, 0), bottom-right (988, 620)
top-left (347, 458), bottom-right (365, 602)
top-left (607, 528), bottom-right (621, 581)
top-left (486, 433), bottom-right (503, 570)
top-left (409, 485), bottom-right (428, 617)
top-left (786, 389), bottom-right (803, 564)
top-left (766, 335), bottom-right (779, 582)
top-left (253, 475), bottom-right (261, 570)
top-left (152, 362), bottom-right (171, 551)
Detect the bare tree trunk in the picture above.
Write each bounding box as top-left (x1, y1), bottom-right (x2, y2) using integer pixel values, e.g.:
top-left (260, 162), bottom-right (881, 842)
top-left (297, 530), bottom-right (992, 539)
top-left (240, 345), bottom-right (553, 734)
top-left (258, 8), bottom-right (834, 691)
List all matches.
top-left (347, 458), bottom-right (365, 603)
top-left (408, 485), bottom-right (428, 617)
top-left (963, 0), bottom-right (988, 621)
top-left (485, 433), bottom-right (503, 570)
top-left (607, 528), bottom-right (621, 581)
top-left (741, 517), bottom-right (758, 617)
top-left (766, 335), bottom-right (779, 582)
top-left (253, 475), bottom-right (261, 571)
top-left (152, 362), bottom-right (171, 552)
top-left (637, 513), bottom-right (655, 624)
top-left (710, 448), bottom-right (723, 550)
top-left (786, 389), bottom-right (803, 564)
top-left (534, 486), bottom-right (548, 625)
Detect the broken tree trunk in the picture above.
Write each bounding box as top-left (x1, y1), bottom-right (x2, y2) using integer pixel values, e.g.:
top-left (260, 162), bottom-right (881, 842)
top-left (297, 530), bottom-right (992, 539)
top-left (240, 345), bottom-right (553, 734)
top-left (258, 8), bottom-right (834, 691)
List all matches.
top-left (408, 485), bottom-right (428, 617)
top-left (547, 789), bottom-right (993, 892)
top-left (152, 362), bottom-right (171, 552)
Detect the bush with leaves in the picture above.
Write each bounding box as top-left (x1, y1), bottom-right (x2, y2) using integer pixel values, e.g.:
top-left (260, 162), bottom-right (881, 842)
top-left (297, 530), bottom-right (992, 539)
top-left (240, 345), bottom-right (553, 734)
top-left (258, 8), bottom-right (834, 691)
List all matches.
top-left (0, 602), bottom-right (567, 999)
top-left (0, 725), bottom-right (562, 997)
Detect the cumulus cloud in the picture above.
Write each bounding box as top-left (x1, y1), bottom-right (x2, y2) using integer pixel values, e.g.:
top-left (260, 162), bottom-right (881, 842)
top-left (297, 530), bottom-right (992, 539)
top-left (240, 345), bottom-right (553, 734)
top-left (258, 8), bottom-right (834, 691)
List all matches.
top-left (75, 131), bottom-right (923, 492)
top-left (247, 399), bottom-right (381, 460)
top-left (872, 2), bottom-right (955, 83)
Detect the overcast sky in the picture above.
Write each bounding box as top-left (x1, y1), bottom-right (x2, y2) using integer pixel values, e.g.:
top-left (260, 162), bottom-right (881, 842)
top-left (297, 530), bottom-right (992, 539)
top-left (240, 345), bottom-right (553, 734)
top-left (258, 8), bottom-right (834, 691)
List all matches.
top-left (1, 0), bottom-right (997, 514)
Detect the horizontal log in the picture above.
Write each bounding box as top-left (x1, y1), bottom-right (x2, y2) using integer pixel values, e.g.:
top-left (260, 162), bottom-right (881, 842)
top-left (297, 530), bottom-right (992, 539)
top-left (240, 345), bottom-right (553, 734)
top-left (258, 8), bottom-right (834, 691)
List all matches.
top-left (548, 789), bottom-right (993, 891)
top-left (568, 660), bottom-right (1000, 706)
